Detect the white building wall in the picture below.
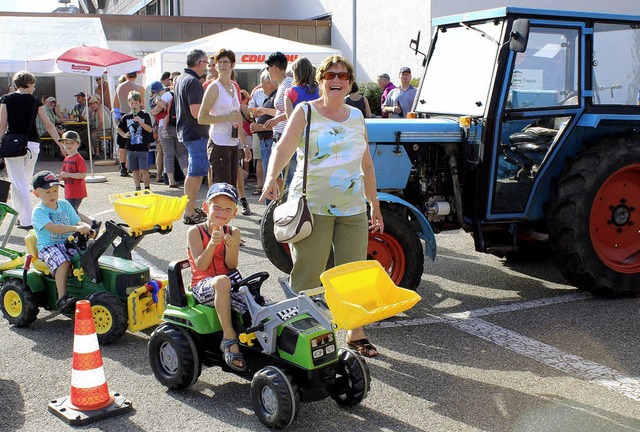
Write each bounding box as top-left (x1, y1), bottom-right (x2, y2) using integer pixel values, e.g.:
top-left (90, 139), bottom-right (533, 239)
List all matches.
top-left (106, 0), bottom-right (639, 83)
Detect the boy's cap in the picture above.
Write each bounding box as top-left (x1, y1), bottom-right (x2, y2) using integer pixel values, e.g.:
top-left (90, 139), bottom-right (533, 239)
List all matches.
top-left (399, 66), bottom-right (411, 74)
top-left (377, 73), bottom-right (390, 80)
top-left (32, 170), bottom-right (64, 190)
top-left (45, 96), bottom-right (56, 103)
top-left (265, 51), bottom-right (287, 67)
top-left (74, 91), bottom-right (86, 97)
top-left (60, 130), bottom-right (81, 143)
top-left (206, 182), bottom-right (239, 204)
top-left (149, 81), bottom-right (165, 93)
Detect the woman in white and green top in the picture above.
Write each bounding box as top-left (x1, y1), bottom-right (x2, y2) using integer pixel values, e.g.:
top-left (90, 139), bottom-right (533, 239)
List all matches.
top-left (261, 55), bottom-right (384, 358)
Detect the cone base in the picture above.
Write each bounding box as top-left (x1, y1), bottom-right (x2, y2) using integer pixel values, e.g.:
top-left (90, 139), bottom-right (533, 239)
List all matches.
top-left (48, 393), bottom-right (132, 426)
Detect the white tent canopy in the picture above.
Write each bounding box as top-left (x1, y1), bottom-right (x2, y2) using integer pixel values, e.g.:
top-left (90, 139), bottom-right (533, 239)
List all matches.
top-left (143, 28), bottom-right (340, 79)
top-left (0, 17), bottom-right (108, 74)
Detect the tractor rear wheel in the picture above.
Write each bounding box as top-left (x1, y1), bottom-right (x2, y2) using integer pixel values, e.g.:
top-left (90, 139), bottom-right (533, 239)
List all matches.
top-left (0, 279), bottom-right (38, 327)
top-left (149, 323), bottom-right (201, 390)
top-left (549, 136), bottom-right (640, 296)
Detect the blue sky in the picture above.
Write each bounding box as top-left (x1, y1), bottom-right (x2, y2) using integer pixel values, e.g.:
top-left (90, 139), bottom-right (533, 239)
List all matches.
top-left (0, 0), bottom-right (79, 13)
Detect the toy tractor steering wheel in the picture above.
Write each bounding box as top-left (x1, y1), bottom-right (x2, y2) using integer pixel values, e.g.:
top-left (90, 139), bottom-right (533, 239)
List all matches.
top-left (231, 272), bottom-right (270, 305)
top-left (65, 230), bottom-right (96, 253)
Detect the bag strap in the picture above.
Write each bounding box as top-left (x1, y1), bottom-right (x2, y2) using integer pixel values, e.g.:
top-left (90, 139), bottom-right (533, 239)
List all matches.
top-left (301, 101), bottom-right (311, 196)
top-left (278, 102), bottom-right (311, 203)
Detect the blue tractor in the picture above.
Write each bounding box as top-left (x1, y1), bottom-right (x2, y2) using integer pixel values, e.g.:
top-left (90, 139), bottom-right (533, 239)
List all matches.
top-left (263, 7), bottom-right (640, 296)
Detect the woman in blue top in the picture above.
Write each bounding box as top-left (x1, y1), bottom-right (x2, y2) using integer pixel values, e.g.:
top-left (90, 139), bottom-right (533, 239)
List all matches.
top-left (284, 57), bottom-right (320, 117)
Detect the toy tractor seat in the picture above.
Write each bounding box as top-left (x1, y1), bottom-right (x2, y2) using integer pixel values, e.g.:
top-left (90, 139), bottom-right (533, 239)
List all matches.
top-left (25, 231), bottom-right (51, 275)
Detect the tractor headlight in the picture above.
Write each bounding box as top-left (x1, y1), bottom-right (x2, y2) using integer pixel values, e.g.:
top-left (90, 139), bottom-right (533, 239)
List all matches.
top-left (325, 344), bottom-right (335, 354)
top-left (313, 348), bottom-right (324, 359)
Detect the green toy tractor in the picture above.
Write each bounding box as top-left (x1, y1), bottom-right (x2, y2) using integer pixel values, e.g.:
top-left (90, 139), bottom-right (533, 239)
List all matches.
top-left (149, 260), bottom-right (372, 429)
top-left (0, 191), bottom-right (186, 344)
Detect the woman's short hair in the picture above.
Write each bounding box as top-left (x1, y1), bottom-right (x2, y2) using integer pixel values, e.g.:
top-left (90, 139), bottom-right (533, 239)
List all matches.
top-left (350, 82), bottom-right (359, 93)
top-left (215, 49), bottom-right (236, 64)
top-left (316, 55), bottom-right (354, 84)
top-left (13, 71), bottom-right (36, 89)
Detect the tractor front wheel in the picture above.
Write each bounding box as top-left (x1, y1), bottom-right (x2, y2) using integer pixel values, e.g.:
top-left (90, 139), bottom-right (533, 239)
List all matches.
top-left (330, 348), bottom-right (371, 406)
top-left (251, 366), bottom-right (300, 429)
top-left (86, 292), bottom-right (128, 344)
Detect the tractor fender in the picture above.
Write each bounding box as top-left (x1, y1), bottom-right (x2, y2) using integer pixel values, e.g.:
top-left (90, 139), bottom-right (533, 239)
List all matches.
top-left (1, 269), bottom-right (47, 293)
top-left (378, 192), bottom-right (437, 261)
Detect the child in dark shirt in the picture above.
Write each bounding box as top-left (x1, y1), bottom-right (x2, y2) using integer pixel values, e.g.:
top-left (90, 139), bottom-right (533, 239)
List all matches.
top-left (116, 90), bottom-right (153, 190)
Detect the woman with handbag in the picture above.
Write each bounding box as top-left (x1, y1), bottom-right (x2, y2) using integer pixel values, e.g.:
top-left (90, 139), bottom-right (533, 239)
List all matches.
top-left (260, 55), bottom-right (384, 357)
top-left (0, 71), bottom-right (63, 229)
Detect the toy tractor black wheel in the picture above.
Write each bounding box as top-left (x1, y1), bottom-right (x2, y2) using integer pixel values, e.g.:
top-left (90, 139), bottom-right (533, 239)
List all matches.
top-left (549, 136), bottom-right (640, 296)
top-left (251, 366), bottom-right (300, 429)
top-left (86, 292), bottom-right (128, 344)
top-left (149, 323), bottom-right (201, 390)
top-left (330, 348), bottom-right (371, 406)
top-left (0, 279), bottom-right (38, 327)
top-left (261, 201), bottom-right (423, 290)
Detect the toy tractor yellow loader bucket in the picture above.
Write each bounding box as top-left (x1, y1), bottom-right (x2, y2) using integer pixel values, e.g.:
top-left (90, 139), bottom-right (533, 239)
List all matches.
top-left (109, 190), bottom-right (188, 235)
top-left (320, 260), bottom-right (422, 330)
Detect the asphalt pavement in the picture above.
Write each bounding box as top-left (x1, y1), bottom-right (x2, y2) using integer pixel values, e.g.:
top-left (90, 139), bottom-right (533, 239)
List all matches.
top-left (0, 158), bottom-right (639, 431)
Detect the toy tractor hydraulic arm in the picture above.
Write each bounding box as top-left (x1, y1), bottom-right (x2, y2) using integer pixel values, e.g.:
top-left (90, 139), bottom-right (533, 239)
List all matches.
top-left (79, 220), bottom-right (173, 283)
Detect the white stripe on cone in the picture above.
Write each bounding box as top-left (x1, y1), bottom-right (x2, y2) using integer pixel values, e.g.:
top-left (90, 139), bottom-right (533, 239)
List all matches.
top-left (72, 334), bottom-right (101, 354)
top-left (71, 367), bottom-right (108, 389)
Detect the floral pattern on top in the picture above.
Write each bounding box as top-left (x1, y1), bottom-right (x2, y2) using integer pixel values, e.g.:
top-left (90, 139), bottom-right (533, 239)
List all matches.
top-left (288, 104), bottom-right (368, 217)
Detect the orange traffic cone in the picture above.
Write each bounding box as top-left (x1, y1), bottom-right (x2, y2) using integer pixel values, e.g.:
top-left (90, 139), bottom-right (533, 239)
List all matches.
top-left (48, 300), bottom-right (132, 425)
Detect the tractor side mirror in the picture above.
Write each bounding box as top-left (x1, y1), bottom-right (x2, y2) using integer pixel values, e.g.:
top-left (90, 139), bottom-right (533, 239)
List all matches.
top-left (509, 19), bottom-right (530, 53)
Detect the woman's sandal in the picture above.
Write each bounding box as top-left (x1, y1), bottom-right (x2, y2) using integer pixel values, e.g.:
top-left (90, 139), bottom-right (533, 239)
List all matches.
top-left (220, 338), bottom-right (246, 372)
top-left (346, 338), bottom-right (379, 358)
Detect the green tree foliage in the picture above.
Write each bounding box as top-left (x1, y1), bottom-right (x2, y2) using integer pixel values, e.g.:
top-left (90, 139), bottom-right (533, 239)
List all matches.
top-left (358, 82), bottom-right (383, 116)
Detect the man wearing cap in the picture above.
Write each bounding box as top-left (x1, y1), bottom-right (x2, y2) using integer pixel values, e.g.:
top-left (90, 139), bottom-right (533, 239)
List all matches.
top-left (87, 94), bottom-right (112, 158)
top-left (383, 67), bottom-right (417, 118)
top-left (71, 92), bottom-right (87, 120)
top-left (174, 48), bottom-right (210, 225)
top-left (377, 73), bottom-right (396, 118)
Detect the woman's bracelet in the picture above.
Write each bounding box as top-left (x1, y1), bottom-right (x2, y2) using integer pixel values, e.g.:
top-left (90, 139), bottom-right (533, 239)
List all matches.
top-left (369, 196), bottom-right (379, 202)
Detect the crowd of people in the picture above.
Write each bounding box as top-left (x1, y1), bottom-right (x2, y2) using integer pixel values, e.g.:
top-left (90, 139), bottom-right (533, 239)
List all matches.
top-left (0, 52), bottom-right (418, 362)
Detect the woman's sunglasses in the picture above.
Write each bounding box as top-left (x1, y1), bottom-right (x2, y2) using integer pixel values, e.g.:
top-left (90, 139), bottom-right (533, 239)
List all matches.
top-left (322, 71), bottom-right (350, 81)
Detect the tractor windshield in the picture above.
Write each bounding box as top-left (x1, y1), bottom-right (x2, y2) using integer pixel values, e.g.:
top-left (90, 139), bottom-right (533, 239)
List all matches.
top-left (416, 18), bottom-right (505, 117)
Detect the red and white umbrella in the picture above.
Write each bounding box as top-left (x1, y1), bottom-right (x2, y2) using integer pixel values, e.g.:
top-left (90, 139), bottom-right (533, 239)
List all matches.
top-left (26, 45), bottom-right (140, 77)
top-left (27, 46), bottom-right (141, 182)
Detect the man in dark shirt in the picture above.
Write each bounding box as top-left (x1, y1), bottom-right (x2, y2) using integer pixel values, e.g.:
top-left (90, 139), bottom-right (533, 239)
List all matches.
top-left (173, 48), bottom-right (209, 225)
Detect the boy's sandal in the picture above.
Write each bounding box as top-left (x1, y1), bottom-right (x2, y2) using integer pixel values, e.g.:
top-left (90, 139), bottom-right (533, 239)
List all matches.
top-left (251, 189), bottom-right (261, 195)
top-left (346, 338), bottom-right (378, 358)
top-left (220, 338), bottom-right (246, 372)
